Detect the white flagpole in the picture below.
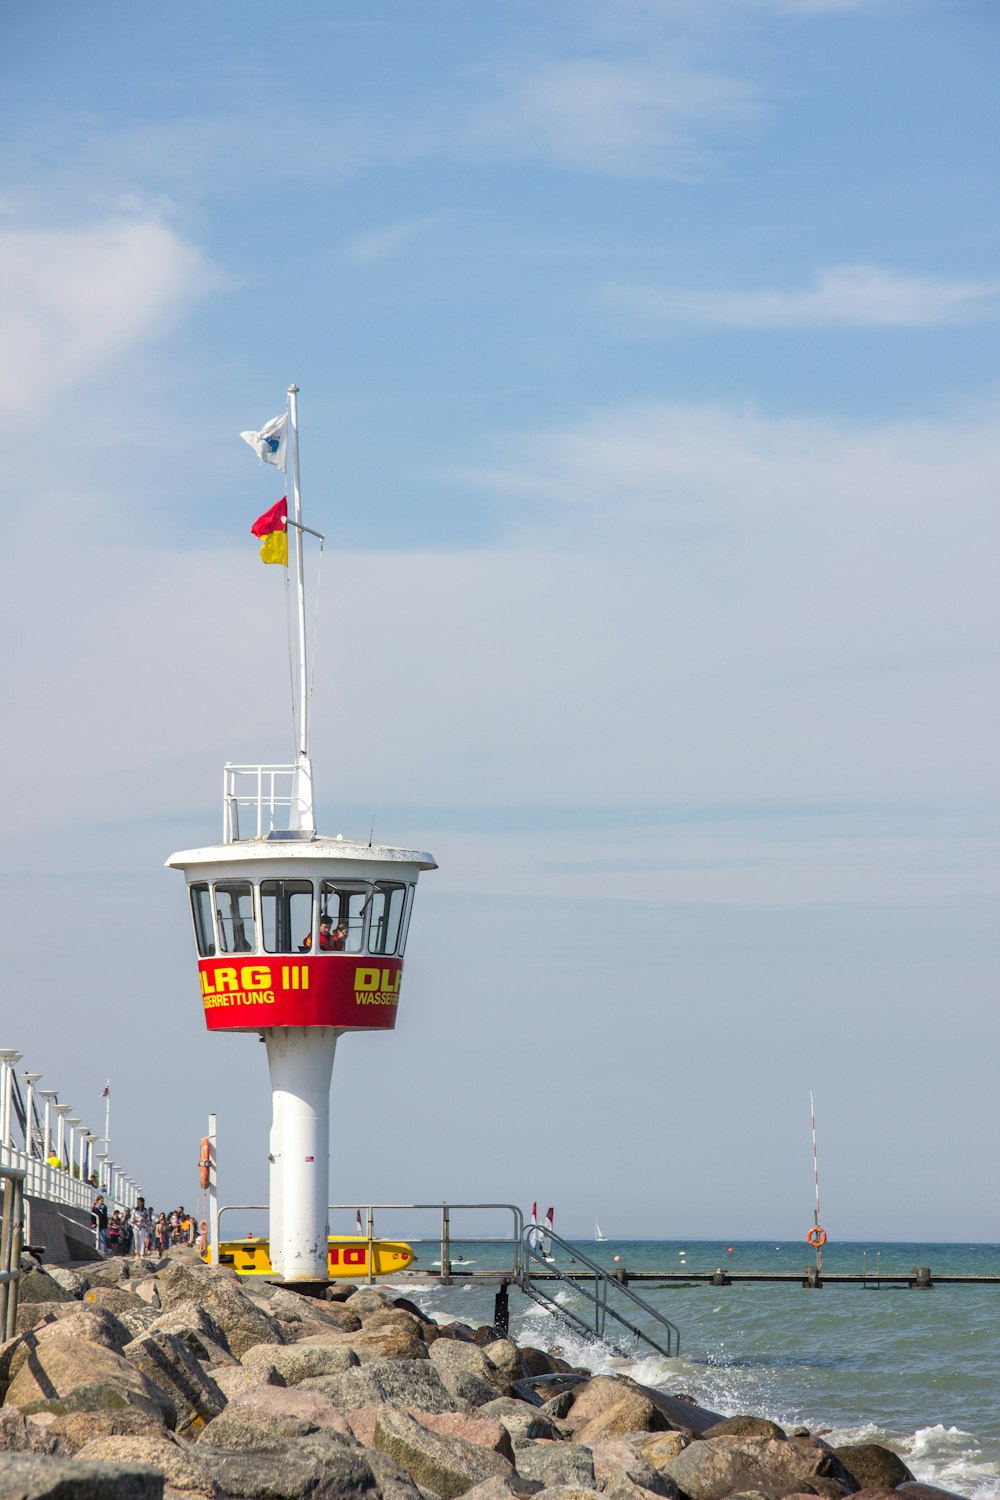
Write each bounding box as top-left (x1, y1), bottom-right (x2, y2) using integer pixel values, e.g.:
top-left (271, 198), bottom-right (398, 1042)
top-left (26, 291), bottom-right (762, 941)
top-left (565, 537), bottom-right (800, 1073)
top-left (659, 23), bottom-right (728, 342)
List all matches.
top-left (103, 1083), bottom-right (111, 1154)
top-left (287, 385), bottom-right (308, 759)
top-left (286, 385), bottom-right (314, 832)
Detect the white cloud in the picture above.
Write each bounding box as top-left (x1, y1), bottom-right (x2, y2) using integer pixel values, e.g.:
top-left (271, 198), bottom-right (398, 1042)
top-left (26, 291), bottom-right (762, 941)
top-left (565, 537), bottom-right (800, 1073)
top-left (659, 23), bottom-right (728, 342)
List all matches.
top-left (606, 264), bottom-right (1000, 328)
top-left (0, 215), bottom-right (216, 414)
top-left (467, 59), bottom-right (760, 178)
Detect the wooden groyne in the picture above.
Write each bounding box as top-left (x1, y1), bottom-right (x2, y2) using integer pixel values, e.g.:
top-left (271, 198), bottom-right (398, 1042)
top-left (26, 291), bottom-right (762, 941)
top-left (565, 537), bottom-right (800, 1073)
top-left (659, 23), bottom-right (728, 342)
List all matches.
top-left (403, 1268), bottom-right (1000, 1289)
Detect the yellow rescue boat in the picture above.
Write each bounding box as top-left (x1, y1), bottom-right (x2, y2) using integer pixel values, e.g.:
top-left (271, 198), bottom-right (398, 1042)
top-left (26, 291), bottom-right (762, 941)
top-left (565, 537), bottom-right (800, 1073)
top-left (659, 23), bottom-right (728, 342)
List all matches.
top-left (210, 1234), bottom-right (415, 1278)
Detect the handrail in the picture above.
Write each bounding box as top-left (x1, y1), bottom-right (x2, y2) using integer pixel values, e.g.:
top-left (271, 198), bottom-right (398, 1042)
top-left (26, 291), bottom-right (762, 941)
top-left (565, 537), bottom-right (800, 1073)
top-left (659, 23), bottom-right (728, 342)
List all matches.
top-left (213, 1202), bottom-right (526, 1282)
top-left (519, 1226), bottom-right (681, 1358)
top-left (0, 1167), bottom-right (25, 1340)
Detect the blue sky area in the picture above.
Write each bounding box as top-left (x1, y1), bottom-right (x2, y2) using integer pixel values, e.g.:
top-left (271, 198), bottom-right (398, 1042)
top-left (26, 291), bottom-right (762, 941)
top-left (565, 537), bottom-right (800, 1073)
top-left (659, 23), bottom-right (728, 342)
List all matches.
top-left (1, 0), bottom-right (998, 1240)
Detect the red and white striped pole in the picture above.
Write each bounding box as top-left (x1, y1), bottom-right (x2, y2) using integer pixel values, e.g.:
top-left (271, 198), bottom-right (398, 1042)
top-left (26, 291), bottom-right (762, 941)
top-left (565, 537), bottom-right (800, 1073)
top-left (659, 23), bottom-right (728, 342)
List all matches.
top-left (810, 1091), bottom-right (823, 1270)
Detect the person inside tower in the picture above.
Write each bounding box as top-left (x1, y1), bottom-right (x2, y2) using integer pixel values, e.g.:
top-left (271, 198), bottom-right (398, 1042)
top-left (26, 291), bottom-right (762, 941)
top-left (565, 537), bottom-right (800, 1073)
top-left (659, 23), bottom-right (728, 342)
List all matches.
top-left (302, 915), bottom-right (348, 952)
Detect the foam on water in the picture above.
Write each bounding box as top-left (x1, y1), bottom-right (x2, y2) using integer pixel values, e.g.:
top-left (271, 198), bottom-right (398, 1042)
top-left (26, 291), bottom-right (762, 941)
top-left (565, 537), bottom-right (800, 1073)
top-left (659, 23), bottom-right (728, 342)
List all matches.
top-left (385, 1238), bottom-right (1000, 1500)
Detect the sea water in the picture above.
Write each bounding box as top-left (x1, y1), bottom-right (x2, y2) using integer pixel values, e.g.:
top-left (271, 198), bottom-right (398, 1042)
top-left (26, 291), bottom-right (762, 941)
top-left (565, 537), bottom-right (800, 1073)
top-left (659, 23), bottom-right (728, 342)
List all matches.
top-left (384, 1238), bottom-right (1000, 1500)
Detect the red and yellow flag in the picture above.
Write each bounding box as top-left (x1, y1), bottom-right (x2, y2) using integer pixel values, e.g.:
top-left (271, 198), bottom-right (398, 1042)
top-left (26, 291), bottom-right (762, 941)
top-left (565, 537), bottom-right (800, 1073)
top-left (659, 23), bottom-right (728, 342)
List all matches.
top-left (251, 497), bottom-right (288, 565)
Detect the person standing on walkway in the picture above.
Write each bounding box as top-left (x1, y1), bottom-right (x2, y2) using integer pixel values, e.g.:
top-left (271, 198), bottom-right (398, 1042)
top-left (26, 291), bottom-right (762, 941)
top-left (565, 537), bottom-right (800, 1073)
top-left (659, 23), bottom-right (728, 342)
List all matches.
top-left (91, 1194), bottom-right (109, 1254)
top-left (130, 1197), bottom-right (151, 1258)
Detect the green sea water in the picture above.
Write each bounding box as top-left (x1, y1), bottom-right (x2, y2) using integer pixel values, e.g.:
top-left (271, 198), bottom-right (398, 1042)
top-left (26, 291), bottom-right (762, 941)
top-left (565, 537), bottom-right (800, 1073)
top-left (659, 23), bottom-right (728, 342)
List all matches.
top-left (383, 1236), bottom-right (1000, 1499)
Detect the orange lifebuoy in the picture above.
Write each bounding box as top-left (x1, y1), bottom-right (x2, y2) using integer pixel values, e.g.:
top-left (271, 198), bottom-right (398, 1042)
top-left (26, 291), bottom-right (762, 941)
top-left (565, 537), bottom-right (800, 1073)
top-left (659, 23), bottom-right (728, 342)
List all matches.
top-left (199, 1138), bottom-right (211, 1189)
top-left (806, 1225), bottom-right (827, 1248)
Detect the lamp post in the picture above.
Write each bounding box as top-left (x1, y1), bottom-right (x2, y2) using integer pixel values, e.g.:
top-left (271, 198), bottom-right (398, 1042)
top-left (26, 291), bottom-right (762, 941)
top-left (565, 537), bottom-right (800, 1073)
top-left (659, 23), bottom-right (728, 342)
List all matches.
top-left (0, 1051), bottom-right (23, 1161)
top-left (65, 1119), bottom-right (80, 1181)
top-left (38, 1090), bottom-right (58, 1160)
top-left (22, 1073), bottom-right (41, 1156)
top-left (79, 1130), bottom-right (93, 1184)
top-left (54, 1105), bottom-right (72, 1170)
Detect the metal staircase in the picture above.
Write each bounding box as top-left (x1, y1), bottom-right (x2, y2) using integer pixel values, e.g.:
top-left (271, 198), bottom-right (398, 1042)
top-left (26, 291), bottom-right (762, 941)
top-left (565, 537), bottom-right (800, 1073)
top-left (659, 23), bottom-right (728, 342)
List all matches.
top-left (518, 1227), bottom-right (681, 1358)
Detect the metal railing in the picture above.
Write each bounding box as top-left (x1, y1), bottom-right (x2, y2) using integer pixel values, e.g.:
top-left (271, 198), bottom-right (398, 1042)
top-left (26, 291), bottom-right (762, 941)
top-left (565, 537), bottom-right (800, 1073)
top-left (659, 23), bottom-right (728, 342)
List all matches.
top-left (0, 1168), bottom-right (25, 1339)
top-left (519, 1226), bottom-right (681, 1358)
top-left (211, 1201), bottom-right (525, 1284)
top-left (224, 764), bottom-right (299, 842)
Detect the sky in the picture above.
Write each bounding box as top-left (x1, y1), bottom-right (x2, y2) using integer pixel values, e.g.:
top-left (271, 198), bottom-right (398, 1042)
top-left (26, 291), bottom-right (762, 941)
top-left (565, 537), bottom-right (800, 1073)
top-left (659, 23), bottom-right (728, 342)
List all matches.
top-left (1, 0), bottom-right (998, 1246)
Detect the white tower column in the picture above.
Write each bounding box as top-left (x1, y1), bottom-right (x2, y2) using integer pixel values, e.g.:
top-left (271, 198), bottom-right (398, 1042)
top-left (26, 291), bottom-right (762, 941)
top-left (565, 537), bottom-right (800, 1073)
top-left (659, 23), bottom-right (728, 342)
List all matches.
top-left (264, 1027), bottom-right (338, 1281)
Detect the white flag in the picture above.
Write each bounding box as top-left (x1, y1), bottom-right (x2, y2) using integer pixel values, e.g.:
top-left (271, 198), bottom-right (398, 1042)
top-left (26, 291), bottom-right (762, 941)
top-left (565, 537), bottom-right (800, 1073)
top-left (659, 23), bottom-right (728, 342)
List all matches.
top-left (240, 413), bottom-right (287, 470)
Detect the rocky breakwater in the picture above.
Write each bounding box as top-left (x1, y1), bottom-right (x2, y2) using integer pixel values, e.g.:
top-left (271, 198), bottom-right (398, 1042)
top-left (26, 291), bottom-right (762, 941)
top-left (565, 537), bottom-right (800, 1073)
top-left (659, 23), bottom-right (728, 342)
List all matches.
top-left (0, 1250), bottom-right (970, 1500)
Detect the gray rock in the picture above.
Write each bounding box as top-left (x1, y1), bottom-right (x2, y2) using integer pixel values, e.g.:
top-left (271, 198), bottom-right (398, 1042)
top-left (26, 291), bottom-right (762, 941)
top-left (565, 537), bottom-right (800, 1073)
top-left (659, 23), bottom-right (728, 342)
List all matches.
top-left (459, 1481), bottom-right (522, 1500)
top-left (4, 1332), bottom-right (176, 1430)
top-left (373, 1404), bottom-right (516, 1498)
top-left (195, 1281), bottom-right (289, 1359)
top-left (14, 1268), bottom-right (77, 1305)
top-left (429, 1341), bottom-right (505, 1407)
top-left (210, 1363), bottom-right (286, 1399)
top-left (40, 1266), bottom-right (88, 1299)
top-left (480, 1341), bottom-right (521, 1395)
top-left (193, 1438), bottom-right (388, 1497)
top-left (345, 1288), bottom-right (395, 1319)
top-left (301, 1359), bottom-right (461, 1415)
top-left (144, 1300), bottom-right (236, 1367)
top-left (122, 1331), bottom-right (227, 1434)
top-left (196, 1405), bottom-right (323, 1452)
top-left (513, 1440), bottom-right (596, 1491)
top-left (702, 1417), bottom-right (787, 1440)
top-left (75, 1433), bottom-right (219, 1494)
top-left (589, 1439), bottom-right (678, 1497)
top-left (663, 1433), bottom-right (858, 1499)
top-left (242, 1338), bottom-right (360, 1384)
top-left (81, 1288), bottom-right (160, 1342)
top-left (834, 1444), bottom-right (915, 1489)
top-left (0, 1407), bottom-right (69, 1456)
top-left (600, 1476), bottom-right (674, 1500)
top-left (14, 1305), bottom-right (135, 1356)
top-left (477, 1397), bottom-right (565, 1443)
top-left (0, 1452), bottom-right (163, 1498)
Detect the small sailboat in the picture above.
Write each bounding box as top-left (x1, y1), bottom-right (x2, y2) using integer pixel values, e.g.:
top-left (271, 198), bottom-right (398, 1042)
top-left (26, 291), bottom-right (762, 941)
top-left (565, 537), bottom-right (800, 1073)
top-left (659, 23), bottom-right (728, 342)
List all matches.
top-left (595, 1219), bottom-right (607, 1241)
top-left (542, 1206), bottom-right (555, 1261)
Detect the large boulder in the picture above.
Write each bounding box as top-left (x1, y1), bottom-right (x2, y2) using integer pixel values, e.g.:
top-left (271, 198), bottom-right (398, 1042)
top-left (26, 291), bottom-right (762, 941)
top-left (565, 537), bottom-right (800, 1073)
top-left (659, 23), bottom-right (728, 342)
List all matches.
top-left (513, 1438), bottom-right (596, 1490)
top-left (477, 1396), bottom-right (566, 1444)
top-left (83, 1287), bottom-right (160, 1341)
top-left (633, 1431), bottom-right (691, 1471)
top-left (702, 1417), bottom-right (787, 1440)
top-left (11, 1305), bottom-right (135, 1355)
top-left (198, 1430), bottom-right (411, 1498)
top-left (0, 1452), bottom-right (163, 1499)
top-left (480, 1341), bottom-right (521, 1395)
top-left (428, 1341), bottom-right (506, 1406)
top-left (122, 1331), bottom-right (228, 1434)
top-left (4, 1333), bottom-right (177, 1429)
top-left (241, 1338), bottom-right (360, 1385)
top-left (193, 1282), bottom-right (288, 1359)
top-left (373, 1404), bottom-right (516, 1498)
top-left (834, 1444), bottom-right (915, 1489)
top-left (574, 1390), bottom-right (663, 1443)
top-left (143, 1300), bottom-right (237, 1367)
top-left (589, 1438), bottom-right (678, 1497)
top-left (46, 1407), bottom-right (171, 1452)
top-left (301, 1358), bottom-right (461, 1415)
top-left (0, 1407), bottom-right (69, 1456)
top-left (663, 1433), bottom-right (859, 1500)
top-left (15, 1268), bottom-right (77, 1306)
top-left (39, 1266), bottom-right (88, 1299)
top-left (210, 1385), bottom-right (355, 1439)
top-left (75, 1433), bottom-right (221, 1495)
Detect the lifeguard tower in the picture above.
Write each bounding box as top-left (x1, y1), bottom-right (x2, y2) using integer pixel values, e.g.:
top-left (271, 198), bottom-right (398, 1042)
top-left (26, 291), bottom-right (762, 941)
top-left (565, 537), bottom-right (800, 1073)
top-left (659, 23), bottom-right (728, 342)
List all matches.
top-left (167, 388), bottom-right (435, 1284)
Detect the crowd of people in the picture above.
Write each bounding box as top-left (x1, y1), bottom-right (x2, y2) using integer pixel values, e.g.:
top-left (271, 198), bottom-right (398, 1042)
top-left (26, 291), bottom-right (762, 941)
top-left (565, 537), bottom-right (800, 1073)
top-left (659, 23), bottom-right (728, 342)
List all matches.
top-left (91, 1194), bottom-right (206, 1257)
